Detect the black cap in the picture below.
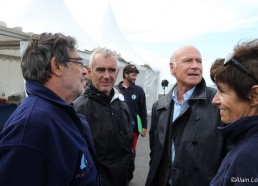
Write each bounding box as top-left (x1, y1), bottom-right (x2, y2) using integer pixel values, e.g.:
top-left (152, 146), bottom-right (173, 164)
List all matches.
top-left (123, 64), bottom-right (139, 75)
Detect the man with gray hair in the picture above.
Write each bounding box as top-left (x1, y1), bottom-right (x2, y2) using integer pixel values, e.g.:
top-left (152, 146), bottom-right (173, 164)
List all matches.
top-left (0, 33), bottom-right (100, 186)
top-left (146, 45), bottom-right (227, 186)
top-left (73, 47), bottom-right (134, 186)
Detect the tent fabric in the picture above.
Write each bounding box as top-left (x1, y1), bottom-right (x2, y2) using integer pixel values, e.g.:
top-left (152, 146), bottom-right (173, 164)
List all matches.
top-left (0, 21), bottom-right (160, 114)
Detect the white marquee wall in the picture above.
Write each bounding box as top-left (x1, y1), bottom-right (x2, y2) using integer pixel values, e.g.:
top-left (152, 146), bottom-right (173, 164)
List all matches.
top-left (0, 54), bottom-right (24, 97)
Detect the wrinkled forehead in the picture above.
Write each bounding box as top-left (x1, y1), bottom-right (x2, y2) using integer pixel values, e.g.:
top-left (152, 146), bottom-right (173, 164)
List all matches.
top-left (92, 53), bottom-right (118, 67)
top-left (175, 46), bottom-right (201, 60)
top-left (180, 55), bottom-right (202, 62)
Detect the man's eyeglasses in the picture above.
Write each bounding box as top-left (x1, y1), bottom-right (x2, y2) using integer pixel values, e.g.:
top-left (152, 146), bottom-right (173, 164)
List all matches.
top-left (68, 57), bottom-right (84, 68)
top-left (224, 53), bottom-right (258, 84)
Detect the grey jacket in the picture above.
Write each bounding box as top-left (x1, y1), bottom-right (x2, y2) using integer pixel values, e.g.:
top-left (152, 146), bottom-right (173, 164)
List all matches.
top-left (146, 79), bottom-right (227, 186)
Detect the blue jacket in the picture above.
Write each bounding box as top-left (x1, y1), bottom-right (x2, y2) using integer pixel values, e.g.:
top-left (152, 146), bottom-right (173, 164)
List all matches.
top-left (210, 116), bottom-right (258, 186)
top-left (0, 80), bottom-right (100, 186)
top-left (117, 82), bottom-right (147, 131)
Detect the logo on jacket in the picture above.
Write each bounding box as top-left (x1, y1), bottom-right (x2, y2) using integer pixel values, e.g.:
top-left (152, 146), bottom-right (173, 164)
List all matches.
top-left (80, 154), bottom-right (87, 169)
top-left (131, 94), bottom-right (137, 99)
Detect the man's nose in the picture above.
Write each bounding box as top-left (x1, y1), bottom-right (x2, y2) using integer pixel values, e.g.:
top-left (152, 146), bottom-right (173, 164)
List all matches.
top-left (103, 70), bottom-right (111, 77)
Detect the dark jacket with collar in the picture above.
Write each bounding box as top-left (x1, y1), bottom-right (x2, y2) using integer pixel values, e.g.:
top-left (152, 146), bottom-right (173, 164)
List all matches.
top-left (73, 84), bottom-right (134, 186)
top-left (146, 79), bottom-right (227, 186)
top-left (210, 116), bottom-right (258, 186)
top-left (0, 80), bottom-right (100, 186)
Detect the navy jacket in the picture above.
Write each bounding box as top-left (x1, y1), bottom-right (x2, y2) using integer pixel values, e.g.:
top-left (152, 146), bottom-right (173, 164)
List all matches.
top-left (210, 116), bottom-right (258, 186)
top-left (117, 81), bottom-right (148, 131)
top-left (0, 80), bottom-right (100, 186)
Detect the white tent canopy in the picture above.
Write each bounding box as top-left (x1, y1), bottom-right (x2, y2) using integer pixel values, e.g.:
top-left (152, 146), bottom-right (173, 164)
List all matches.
top-left (0, 0), bottom-right (160, 113)
top-left (12, 0), bottom-right (98, 51)
top-left (81, 3), bottom-right (147, 65)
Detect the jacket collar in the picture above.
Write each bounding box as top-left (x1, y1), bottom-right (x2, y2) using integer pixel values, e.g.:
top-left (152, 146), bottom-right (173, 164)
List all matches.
top-left (156, 78), bottom-right (207, 110)
top-left (191, 78), bottom-right (207, 100)
top-left (112, 87), bottom-right (125, 102)
top-left (218, 115), bottom-right (258, 144)
top-left (84, 84), bottom-right (124, 104)
top-left (25, 80), bottom-right (73, 109)
top-left (118, 81), bottom-right (136, 89)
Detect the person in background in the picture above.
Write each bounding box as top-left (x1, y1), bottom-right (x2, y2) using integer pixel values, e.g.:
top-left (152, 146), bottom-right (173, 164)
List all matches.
top-left (116, 64), bottom-right (148, 180)
top-left (82, 64), bottom-right (91, 89)
top-left (73, 47), bottom-right (134, 186)
top-left (210, 39), bottom-right (258, 185)
top-left (145, 45), bottom-right (227, 186)
top-left (0, 33), bottom-right (100, 186)
top-left (210, 58), bottom-right (224, 83)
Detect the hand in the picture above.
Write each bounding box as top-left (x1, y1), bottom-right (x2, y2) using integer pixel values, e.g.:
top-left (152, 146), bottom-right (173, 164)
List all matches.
top-left (141, 128), bottom-right (147, 137)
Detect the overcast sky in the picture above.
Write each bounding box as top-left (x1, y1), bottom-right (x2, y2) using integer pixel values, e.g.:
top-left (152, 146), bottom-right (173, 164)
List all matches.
top-left (2, 0), bottom-right (258, 91)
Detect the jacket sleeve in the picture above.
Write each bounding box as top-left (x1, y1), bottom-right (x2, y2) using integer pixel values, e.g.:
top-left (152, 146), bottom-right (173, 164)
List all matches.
top-left (73, 96), bottom-right (90, 118)
top-left (138, 88), bottom-right (148, 129)
top-left (120, 100), bottom-right (135, 131)
top-left (0, 147), bottom-right (68, 185)
top-left (0, 113), bottom-right (70, 185)
top-left (149, 101), bottom-right (158, 160)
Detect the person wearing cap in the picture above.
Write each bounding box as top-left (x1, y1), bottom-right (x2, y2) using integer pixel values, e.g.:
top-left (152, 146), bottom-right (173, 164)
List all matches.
top-left (117, 64), bottom-right (148, 175)
top-left (117, 64), bottom-right (147, 148)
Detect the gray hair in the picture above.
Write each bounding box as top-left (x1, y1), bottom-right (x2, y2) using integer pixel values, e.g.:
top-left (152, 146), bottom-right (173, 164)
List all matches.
top-left (169, 51), bottom-right (177, 77)
top-left (89, 47), bottom-right (118, 68)
top-left (170, 52), bottom-right (176, 65)
top-left (21, 32), bottom-right (77, 84)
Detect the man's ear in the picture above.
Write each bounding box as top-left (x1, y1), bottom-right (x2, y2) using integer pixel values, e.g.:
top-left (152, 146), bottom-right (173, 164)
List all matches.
top-left (250, 85), bottom-right (258, 106)
top-left (51, 57), bottom-right (63, 76)
top-left (170, 62), bottom-right (175, 74)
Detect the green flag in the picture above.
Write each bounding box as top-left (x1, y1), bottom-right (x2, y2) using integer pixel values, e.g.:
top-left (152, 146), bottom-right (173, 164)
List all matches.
top-left (137, 114), bottom-right (143, 135)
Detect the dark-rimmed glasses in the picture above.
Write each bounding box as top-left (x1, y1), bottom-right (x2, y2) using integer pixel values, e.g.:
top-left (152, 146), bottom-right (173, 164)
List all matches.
top-left (68, 57), bottom-right (84, 68)
top-left (224, 53), bottom-right (258, 84)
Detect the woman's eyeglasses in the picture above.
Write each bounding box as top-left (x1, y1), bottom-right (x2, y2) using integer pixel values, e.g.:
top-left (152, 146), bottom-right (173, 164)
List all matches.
top-left (224, 53), bottom-right (258, 84)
